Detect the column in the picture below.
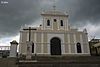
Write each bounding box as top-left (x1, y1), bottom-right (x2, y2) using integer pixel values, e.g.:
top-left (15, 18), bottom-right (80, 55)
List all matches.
top-left (68, 34), bottom-right (71, 53)
top-left (41, 33), bottom-right (43, 53)
top-left (80, 34), bottom-right (84, 53)
top-left (34, 33), bottom-right (36, 54)
top-left (73, 34), bottom-right (77, 53)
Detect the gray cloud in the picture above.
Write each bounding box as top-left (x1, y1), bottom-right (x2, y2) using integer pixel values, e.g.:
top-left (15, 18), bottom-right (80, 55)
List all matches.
top-left (54, 0), bottom-right (100, 26)
top-left (71, 0), bottom-right (100, 24)
top-left (0, 0), bottom-right (100, 38)
top-left (0, 0), bottom-right (41, 37)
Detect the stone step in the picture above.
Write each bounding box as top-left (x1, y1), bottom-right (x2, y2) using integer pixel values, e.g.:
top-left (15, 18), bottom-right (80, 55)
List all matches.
top-left (19, 56), bottom-right (100, 61)
top-left (18, 61), bottom-right (100, 67)
top-left (17, 56), bottom-right (100, 67)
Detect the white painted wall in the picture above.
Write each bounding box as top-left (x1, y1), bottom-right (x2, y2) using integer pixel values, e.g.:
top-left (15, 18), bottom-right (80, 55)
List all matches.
top-left (43, 15), bottom-right (68, 30)
top-left (10, 44), bottom-right (17, 57)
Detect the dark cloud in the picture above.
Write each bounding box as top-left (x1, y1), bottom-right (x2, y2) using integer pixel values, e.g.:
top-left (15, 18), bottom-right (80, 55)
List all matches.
top-left (71, 0), bottom-right (100, 25)
top-left (0, 0), bottom-right (100, 38)
top-left (0, 0), bottom-right (40, 37)
top-left (55, 0), bottom-right (100, 26)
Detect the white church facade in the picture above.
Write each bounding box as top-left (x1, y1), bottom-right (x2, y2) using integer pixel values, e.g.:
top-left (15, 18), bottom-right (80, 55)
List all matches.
top-left (19, 9), bottom-right (90, 56)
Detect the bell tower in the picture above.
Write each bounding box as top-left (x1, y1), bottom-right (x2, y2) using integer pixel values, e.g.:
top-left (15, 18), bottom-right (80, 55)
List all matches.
top-left (41, 7), bottom-right (69, 31)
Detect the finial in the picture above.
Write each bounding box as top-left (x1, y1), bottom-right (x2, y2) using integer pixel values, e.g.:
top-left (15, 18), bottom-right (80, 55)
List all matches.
top-left (53, 0), bottom-right (56, 11)
top-left (53, 5), bottom-right (56, 10)
top-left (68, 8), bottom-right (72, 14)
top-left (41, 8), bottom-right (45, 14)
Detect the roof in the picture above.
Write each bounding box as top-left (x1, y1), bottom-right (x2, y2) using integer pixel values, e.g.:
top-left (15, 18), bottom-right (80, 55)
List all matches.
top-left (94, 43), bottom-right (100, 47)
top-left (89, 39), bottom-right (100, 43)
top-left (41, 10), bottom-right (68, 16)
top-left (10, 40), bottom-right (18, 45)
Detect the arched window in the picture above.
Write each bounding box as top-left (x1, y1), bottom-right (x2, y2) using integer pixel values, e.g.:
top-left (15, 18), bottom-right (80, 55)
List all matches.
top-left (47, 20), bottom-right (50, 26)
top-left (76, 43), bottom-right (82, 53)
top-left (32, 43), bottom-right (34, 53)
top-left (60, 20), bottom-right (63, 26)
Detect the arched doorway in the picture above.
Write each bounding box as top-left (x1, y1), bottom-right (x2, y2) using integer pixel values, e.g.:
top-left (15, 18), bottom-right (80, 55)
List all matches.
top-left (50, 37), bottom-right (61, 55)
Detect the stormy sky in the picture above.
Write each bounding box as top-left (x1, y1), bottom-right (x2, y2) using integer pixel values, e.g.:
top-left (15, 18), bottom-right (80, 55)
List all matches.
top-left (0, 0), bottom-right (100, 46)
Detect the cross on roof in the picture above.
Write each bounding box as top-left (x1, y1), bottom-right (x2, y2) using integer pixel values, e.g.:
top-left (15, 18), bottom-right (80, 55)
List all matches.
top-left (53, 0), bottom-right (56, 11)
top-left (53, 5), bottom-right (56, 11)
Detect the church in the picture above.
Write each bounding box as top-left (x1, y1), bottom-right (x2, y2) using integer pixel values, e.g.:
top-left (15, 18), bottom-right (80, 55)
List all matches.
top-left (19, 8), bottom-right (90, 57)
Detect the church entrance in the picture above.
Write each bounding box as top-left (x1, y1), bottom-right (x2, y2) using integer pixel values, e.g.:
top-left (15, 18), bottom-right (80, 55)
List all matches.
top-left (50, 37), bottom-right (61, 55)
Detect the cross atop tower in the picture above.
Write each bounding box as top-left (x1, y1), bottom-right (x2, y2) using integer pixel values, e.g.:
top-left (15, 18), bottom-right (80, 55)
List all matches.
top-left (53, 5), bottom-right (56, 11)
top-left (53, 0), bottom-right (56, 11)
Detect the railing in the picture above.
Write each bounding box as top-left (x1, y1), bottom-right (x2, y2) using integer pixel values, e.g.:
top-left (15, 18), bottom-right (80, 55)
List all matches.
top-left (0, 46), bottom-right (10, 50)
